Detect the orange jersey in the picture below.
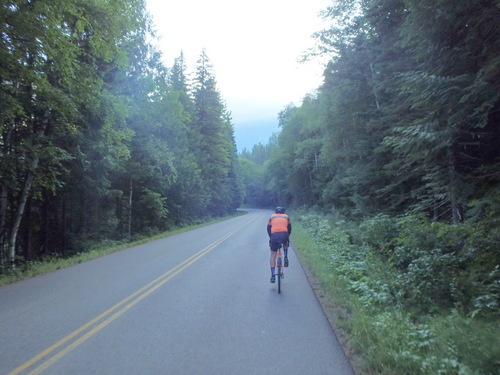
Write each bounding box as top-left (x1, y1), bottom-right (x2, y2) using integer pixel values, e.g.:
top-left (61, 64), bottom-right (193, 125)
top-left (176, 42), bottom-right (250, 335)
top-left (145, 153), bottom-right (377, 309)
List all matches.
top-left (268, 213), bottom-right (291, 234)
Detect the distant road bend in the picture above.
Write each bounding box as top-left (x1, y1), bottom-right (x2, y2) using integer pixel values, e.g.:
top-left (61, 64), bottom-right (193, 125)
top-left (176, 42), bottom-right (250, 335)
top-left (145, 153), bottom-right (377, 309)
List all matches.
top-left (0, 209), bottom-right (354, 375)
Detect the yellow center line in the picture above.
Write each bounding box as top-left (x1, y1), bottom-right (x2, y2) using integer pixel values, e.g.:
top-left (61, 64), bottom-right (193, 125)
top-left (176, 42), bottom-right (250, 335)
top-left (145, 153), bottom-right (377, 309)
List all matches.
top-left (9, 214), bottom-right (259, 375)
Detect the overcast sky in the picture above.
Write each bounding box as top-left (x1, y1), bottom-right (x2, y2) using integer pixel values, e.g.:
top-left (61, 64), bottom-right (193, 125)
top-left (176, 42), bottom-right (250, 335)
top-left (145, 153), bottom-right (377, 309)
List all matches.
top-left (145, 0), bottom-right (331, 149)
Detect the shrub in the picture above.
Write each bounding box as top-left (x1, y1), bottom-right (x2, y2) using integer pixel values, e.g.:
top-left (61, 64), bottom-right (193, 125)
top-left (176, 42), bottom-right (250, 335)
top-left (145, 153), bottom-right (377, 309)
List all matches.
top-left (293, 209), bottom-right (500, 374)
top-left (358, 213), bottom-right (401, 258)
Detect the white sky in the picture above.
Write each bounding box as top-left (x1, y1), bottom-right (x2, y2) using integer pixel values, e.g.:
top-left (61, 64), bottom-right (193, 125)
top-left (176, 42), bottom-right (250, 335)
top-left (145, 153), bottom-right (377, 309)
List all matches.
top-left (145, 0), bottom-right (331, 147)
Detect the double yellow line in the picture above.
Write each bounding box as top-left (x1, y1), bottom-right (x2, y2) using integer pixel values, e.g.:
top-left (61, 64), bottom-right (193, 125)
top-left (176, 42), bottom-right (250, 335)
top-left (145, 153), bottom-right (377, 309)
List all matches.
top-left (9, 214), bottom-right (258, 375)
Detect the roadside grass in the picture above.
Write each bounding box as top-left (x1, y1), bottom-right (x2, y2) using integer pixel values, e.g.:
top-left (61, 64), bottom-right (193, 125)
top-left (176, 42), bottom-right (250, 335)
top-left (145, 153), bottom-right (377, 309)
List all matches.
top-left (291, 212), bottom-right (500, 375)
top-left (0, 212), bottom-right (245, 287)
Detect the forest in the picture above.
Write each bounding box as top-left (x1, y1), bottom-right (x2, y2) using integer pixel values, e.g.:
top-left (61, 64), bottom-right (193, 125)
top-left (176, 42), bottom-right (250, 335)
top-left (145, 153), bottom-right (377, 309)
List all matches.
top-left (242, 0), bottom-right (499, 223)
top-left (238, 0), bottom-right (499, 372)
top-left (0, 0), bottom-right (241, 266)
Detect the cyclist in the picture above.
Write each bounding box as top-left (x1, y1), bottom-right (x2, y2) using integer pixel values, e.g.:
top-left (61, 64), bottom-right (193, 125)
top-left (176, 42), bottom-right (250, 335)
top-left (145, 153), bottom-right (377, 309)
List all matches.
top-left (267, 207), bottom-right (292, 283)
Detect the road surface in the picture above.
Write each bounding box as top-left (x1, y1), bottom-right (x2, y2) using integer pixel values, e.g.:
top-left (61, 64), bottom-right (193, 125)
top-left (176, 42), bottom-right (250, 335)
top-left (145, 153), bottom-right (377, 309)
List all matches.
top-left (0, 209), bottom-right (354, 375)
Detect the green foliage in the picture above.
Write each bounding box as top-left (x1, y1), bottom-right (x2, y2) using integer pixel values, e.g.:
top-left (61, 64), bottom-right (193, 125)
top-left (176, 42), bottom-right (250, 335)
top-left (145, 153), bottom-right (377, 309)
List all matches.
top-left (237, 135), bottom-right (278, 207)
top-left (237, 158), bottom-right (270, 207)
top-left (294, 210), bottom-right (500, 374)
top-left (263, 0), bottom-right (500, 224)
top-left (0, 1), bottom-right (242, 264)
top-left (358, 214), bottom-right (401, 256)
top-left (355, 212), bottom-right (500, 317)
top-left (190, 50), bottom-right (241, 216)
top-left (135, 188), bottom-right (169, 231)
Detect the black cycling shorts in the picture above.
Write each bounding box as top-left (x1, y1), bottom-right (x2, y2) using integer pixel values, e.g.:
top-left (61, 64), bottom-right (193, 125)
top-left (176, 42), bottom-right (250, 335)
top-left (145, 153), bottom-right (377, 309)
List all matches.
top-left (269, 231), bottom-right (289, 252)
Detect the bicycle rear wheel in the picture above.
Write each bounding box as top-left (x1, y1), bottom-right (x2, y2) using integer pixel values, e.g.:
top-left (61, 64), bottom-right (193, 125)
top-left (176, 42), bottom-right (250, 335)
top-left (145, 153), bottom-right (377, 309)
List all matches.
top-left (277, 260), bottom-right (282, 293)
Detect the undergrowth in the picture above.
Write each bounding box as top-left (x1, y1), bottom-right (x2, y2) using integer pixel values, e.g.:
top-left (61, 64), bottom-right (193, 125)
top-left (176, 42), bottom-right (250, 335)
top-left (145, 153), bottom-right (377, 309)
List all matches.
top-left (292, 209), bottom-right (500, 375)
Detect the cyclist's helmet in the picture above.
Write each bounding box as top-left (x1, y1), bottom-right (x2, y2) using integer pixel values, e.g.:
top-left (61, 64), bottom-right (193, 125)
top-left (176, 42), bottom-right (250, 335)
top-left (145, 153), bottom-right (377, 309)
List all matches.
top-left (275, 206), bottom-right (285, 214)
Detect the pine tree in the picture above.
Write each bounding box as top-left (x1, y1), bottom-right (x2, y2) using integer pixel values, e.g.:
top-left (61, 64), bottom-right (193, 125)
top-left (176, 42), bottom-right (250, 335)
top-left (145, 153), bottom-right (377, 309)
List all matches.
top-left (191, 49), bottom-right (238, 216)
top-left (383, 0), bottom-right (500, 222)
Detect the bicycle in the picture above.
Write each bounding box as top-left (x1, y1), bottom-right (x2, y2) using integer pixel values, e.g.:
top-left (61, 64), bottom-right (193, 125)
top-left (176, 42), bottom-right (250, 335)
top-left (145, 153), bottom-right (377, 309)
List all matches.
top-left (275, 242), bottom-right (285, 293)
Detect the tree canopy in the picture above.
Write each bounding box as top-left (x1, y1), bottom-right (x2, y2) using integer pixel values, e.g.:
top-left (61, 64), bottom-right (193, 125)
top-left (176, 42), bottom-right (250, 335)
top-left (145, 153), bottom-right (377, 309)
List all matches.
top-left (0, 0), bottom-right (240, 264)
top-left (246, 0), bottom-right (500, 224)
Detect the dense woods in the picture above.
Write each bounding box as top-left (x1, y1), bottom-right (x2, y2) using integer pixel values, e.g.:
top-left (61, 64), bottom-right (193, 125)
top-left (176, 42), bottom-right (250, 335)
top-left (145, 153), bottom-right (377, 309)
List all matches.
top-left (238, 0), bottom-right (499, 372)
top-left (0, 0), bottom-right (240, 266)
top-left (253, 0), bottom-right (500, 223)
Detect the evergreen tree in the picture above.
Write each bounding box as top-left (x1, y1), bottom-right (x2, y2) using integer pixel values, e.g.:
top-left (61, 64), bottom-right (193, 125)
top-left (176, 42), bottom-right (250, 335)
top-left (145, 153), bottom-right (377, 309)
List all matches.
top-left (382, 0), bottom-right (500, 222)
top-left (0, 2), bottom-right (244, 266)
top-left (192, 49), bottom-right (239, 216)
top-left (0, 0), bottom-right (148, 263)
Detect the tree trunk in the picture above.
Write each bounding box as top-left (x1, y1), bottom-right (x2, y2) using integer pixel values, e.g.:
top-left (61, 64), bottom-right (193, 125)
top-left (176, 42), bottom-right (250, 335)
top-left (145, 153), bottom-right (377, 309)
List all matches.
top-left (23, 199), bottom-right (33, 260)
top-left (432, 200), bottom-right (439, 222)
top-left (7, 160), bottom-right (39, 264)
top-left (451, 194), bottom-right (462, 225)
top-left (0, 127), bottom-right (13, 267)
top-left (369, 61), bottom-right (381, 110)
top-left (7, 112), bottom-right (48, 264)
top-left (80, 191), bottom-right (87, 241)
top-left (447, 146), bottom-right (463, 224)
top-left (0, 183), bottom-right (7, 267)
top-left (116, 196), bottom-right (122, 234)
top-left (41, 191), bottom-right (50, 257)
top-left (62, 196), bottom-right (67, 255)
top-left (128, 177), bottom-right (133, 241)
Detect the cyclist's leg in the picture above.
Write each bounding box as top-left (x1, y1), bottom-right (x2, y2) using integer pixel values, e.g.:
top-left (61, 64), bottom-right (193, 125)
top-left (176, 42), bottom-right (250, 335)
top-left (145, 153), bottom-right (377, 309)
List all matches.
top-left (284, 242), bottom-right (289, 267)
top-left (269, 234), bottom-right (280, 282)
top-left (270, 250), bottom-right (277, 283)
top-left (274, 232), bottom-right (289, 266)
top-left (270, 250), bottom-right (277, 270)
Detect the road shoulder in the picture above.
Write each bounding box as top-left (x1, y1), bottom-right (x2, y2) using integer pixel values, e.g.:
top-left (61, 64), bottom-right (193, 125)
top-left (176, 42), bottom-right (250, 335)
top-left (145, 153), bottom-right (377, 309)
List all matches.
top-left (292, 240), bottom-right (360, 374)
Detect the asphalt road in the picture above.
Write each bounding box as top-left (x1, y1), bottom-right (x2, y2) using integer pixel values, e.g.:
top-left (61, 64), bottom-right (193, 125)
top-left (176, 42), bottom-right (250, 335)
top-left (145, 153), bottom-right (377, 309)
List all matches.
top-left (0, 209), bottom-right (354, 375)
